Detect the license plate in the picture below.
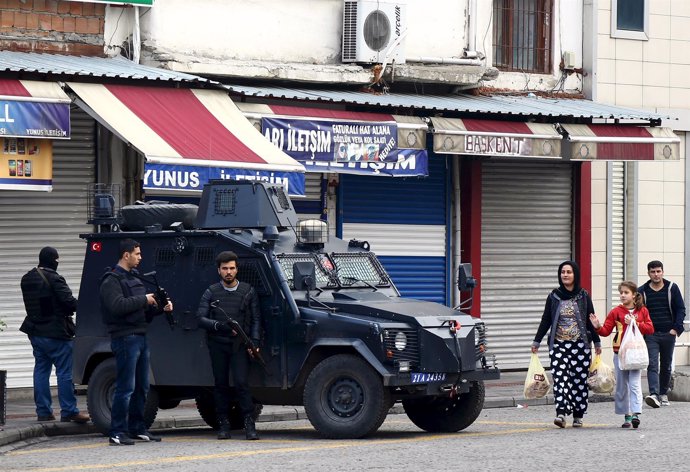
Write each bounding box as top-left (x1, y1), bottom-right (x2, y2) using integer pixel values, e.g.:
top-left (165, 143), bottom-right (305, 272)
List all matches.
top-left (410, 372), bottom-right (447, 384)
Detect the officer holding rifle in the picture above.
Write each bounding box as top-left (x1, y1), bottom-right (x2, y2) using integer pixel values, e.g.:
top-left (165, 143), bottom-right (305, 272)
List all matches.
top-left (100, 238), bottom-right (173, 446)
top-left (197, 251), bottom-right (261, 440)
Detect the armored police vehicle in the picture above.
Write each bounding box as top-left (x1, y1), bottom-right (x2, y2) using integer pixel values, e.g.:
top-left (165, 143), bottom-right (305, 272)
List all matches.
top-left (74, 180), bottom-right (499, 439)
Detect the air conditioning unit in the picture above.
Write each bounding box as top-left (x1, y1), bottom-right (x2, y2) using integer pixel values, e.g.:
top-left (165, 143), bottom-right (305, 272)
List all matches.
top-left (342, 0), bottom-right (407, 64)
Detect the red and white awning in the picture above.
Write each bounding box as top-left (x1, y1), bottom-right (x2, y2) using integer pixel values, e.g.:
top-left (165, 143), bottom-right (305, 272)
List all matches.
top-left (430, 118), bottom-right (562, 159)
top-left (237, 103), bottom-right (428, 150)
top-left (68, 83), bottom-right (304, 173)
top-left (0, 79), bottom-right (70, 102)
top-left (561, 124), bottom-right (680, 161)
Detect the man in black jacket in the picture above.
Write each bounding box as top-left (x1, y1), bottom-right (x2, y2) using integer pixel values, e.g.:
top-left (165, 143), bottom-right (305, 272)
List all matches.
top-left (639, 260), bottom-right (686, 408)
top-left (197, 251), bottom-right (261, 440)
top-left (20, 246), bottom-right (90, 424)
top-left (100, 238), bottom-right (172, 446)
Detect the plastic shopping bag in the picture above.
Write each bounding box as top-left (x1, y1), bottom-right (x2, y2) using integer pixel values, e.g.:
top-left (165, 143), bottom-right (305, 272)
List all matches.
top-left (587, 354), bottom-right (616, 393)
top-left (524, 353), bottom-right (551, 399)
top-left (618, 319), bottom-right (649, 371)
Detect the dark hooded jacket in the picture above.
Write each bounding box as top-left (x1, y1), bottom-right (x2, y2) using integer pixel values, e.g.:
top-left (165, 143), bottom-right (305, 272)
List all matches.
top-left (532, 260), bottom-right (601, 350)
top-left (19, 247), bottom-right (77, 340)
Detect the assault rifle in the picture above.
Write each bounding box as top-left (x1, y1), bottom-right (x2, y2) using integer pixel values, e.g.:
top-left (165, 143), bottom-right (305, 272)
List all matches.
top-left (210, 300), bottom-right (268, 372)
top-left (134, 270), bottom-right (176, 330)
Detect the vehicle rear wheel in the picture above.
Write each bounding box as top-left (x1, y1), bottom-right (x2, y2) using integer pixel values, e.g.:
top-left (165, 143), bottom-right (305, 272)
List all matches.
top-left (402, 381), bottom-right (485, 433)
top-left (303, 354), bottom-right (389, 439)
top-left (195, 389), bottom-right (218, 430)
top-left (157, 396), bottom-right (181, 410)
top-left (195, 389), bottom-right (263, 430)
top-left (87, 358), bottom-right (158, 435)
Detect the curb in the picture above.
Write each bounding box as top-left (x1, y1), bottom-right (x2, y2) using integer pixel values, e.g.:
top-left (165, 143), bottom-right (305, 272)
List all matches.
top-left (0, 393), bottom-right (615, 449)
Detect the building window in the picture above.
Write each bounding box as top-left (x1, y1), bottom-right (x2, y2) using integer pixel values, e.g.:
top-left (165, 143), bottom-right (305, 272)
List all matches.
top-left (611, 0), bottom-right (649, 40)
top-left (492, 0), bottom-right (553, 74)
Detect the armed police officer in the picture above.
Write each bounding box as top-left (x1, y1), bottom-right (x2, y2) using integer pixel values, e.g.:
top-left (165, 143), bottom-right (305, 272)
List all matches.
top-left (20, 246), bottom-right (90, 424)
top-left (197, 251), bottom-right (261, 440)
top-left (100, 238), bottom-right (173, 446)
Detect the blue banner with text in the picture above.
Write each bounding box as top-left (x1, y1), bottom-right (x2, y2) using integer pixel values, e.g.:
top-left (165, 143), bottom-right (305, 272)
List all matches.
top-left (143, 163), bottom-right (305, 196)
top-left (0, 100), bottom-right (70, 139)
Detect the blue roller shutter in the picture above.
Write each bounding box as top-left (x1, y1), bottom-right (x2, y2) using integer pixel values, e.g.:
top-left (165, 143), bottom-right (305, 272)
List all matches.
top-left (339, 157), bottom-right (449, 304)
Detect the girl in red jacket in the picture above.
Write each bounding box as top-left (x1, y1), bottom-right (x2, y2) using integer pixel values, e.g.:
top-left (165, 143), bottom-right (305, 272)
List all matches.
top-left (589, 281), bottom-right (654, 429)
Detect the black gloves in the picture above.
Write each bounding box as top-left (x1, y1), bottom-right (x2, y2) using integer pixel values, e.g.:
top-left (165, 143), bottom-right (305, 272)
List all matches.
top-left (214, 321), bottom-right (233, 333)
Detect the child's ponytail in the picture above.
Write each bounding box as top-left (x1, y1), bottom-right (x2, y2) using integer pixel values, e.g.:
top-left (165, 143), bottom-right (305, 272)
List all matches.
top-left (633, 292), bottom-right (645, 310)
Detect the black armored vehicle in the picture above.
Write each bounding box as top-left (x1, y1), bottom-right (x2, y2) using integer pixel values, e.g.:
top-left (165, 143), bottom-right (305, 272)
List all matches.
top-left (74, 180), bottom-right (499, 439)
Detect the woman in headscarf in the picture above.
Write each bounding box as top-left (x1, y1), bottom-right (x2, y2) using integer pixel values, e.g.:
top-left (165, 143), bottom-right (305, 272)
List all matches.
top-left (531, 261), bottom-right (601, 428)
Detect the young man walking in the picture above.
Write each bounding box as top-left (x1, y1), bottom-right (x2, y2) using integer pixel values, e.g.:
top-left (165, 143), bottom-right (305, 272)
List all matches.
top-left (639, 260), bottom-right (686, 408)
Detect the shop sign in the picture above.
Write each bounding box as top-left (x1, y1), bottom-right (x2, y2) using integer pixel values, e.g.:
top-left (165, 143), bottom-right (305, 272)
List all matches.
top-left (0, 138), bottom-right (53, 191)
top-left (0, 100), bottom-right (70, 139)
top-left (464, 135), bottom-right (527, 156)
top-left (262, 117), bottom-right (401, 164)
top-left (301, 149), bottom-right (428, 177)
top-left (142, 163), bottom-right (305, 197)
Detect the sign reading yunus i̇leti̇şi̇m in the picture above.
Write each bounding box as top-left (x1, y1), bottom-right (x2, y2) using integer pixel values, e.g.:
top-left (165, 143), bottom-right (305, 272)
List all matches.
top-left (70, 1), bottom-right (155, 6)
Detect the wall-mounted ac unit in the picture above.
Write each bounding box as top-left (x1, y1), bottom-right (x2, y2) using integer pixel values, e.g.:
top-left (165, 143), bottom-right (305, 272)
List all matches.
top-left (342, 0), bottom-right (407, 64)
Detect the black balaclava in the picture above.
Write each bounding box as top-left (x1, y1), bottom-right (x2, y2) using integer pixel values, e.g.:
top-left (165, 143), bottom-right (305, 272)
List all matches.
top-left (39, 246), bottom-right (59, 271)
top-left (556, 260), bottom-right (581, 300)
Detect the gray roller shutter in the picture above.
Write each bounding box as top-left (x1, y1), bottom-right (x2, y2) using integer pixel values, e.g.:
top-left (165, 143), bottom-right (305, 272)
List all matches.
top-left (0, 107), bottom-right (96, 388)
top-left (480, 161), bottom-right (573, 370)
top-left (293, 173), bottom-right (323, 220)
top-left (609, 162), bottom-right (625, 309)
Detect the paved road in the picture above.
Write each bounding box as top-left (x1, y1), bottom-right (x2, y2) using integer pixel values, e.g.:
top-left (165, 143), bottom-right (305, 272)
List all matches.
top-left (2, 402), bottom-right (688, 472)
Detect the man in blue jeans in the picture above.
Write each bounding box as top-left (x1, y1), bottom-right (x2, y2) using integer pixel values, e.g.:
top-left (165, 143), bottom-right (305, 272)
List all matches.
top-left (639, 260), bottom-right (686, 408)
top-left (20, 246), bottom-right (90, 424)
top-left (99, 239), bottom-right (173, 445)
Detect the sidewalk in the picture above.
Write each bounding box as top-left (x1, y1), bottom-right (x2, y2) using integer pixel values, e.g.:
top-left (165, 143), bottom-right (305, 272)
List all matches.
top-left (0, 370), bottom-right (614, 448)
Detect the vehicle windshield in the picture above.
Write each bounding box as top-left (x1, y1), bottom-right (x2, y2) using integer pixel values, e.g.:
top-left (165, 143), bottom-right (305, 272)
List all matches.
top-left (277, 252), bottom-right (392, 289)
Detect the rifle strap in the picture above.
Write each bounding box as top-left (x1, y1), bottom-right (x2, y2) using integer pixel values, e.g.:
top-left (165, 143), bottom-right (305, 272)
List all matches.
top-left (36, 267), bottom-right (52, 290)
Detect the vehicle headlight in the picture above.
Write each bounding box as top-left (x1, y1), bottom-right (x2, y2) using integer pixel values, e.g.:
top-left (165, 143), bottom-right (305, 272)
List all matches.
top-left (394, 331), bottom-right (407, 351)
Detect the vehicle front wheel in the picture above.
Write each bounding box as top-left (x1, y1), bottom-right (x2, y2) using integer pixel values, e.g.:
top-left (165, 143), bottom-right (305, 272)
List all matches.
top-left (87, 357), bottom-right (158, 435)
top-left (303, 354), bottom-right (389, 439)
top-left (403, 381), bottom-right (485, 433)
top-left (87, 358), bottom-right (117, 434)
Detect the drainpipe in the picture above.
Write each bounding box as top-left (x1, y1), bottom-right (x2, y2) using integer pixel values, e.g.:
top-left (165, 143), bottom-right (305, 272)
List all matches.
top-left (452, 157), bottom-right (462, 307)
top-left (132, 6), bottom-right (141, 64)
top-left (468, 0), bottom-right (477, 53)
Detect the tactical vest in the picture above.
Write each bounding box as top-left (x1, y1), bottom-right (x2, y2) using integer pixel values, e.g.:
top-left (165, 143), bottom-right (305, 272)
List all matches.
top-left (206, 282), bottom-right (254, 342)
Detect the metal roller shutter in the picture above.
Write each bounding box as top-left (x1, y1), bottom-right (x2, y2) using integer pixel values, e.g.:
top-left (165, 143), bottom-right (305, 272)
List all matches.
top-left (609, 162), bottom-right (625, 309)
top-left (0, 107), bottom-right (96, 388)
top-left (340, 157), bottom-right (449, 304)
top-left (480, 161), bottom-right (573, 370)
top-left (293, 173), bottom-right (323, 220)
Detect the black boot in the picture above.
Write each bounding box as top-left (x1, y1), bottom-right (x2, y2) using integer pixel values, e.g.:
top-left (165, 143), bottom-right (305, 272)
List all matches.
top-left (244, 415), bottom-right (259, 440)
top-left (217, 418), bottom-right (231, 440)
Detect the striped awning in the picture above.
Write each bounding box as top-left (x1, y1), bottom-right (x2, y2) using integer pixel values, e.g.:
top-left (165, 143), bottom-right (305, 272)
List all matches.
top-left (561, 124), bottom-right (680, 161)
top-left (431, 118), bottom-right (680, 161)
top-left (431, 118), bottom-right (562, 159)
top-left (68, 83), bottom-right (304, 173)
top-left (0, 79), bottom-right (70, 102)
